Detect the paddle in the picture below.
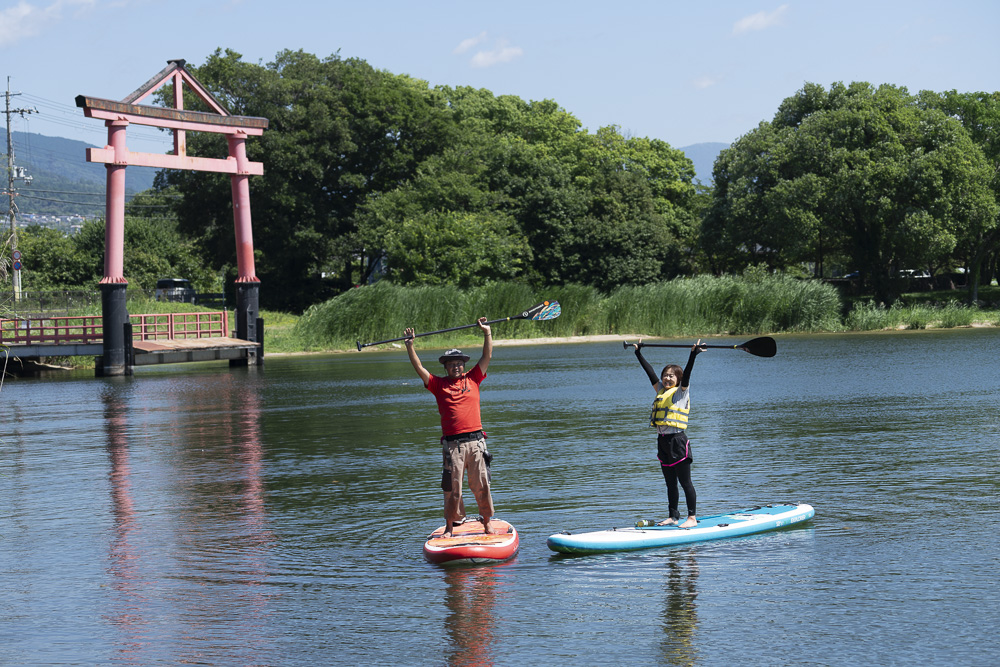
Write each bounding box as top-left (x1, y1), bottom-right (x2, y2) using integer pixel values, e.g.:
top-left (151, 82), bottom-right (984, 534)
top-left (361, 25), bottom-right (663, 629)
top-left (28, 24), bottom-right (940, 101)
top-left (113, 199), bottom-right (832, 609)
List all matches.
top-left (622, 336), bottom-right (777, 358)
top-left (356, 300), bottom-right (562, 351)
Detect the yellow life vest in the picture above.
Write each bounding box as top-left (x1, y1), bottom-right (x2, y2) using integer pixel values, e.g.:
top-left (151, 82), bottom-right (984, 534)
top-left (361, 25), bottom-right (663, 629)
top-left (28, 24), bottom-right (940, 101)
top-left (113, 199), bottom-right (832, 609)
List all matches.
top-left (650, 386), bottom-right (690, 429)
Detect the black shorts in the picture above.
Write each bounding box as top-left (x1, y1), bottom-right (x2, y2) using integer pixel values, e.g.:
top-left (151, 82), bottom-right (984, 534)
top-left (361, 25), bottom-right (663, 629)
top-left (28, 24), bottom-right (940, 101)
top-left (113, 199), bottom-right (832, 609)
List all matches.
top-left (656, 431), bottom-right (692, 466)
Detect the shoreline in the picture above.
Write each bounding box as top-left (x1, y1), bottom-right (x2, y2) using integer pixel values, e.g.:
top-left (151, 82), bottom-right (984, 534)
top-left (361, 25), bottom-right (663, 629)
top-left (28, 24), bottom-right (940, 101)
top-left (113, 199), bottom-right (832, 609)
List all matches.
top-left (32, 324), bottom-right (998, 368)
top-left (269, 323), bottom-right (998, 357)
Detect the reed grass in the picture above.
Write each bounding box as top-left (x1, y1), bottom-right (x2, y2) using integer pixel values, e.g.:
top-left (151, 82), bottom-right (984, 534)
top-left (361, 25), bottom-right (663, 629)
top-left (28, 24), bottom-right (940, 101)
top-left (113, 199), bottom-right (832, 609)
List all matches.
top-left (603, 274), bottom-right (842, 336)
top-left (844, 300), bottom-right (983, 331)
top-left (295, 276), bottom-right (845, 349)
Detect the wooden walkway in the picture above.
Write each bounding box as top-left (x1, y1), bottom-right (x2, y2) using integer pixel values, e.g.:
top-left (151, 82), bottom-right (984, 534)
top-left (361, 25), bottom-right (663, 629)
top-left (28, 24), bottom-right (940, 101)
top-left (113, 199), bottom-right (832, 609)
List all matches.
top-left (131, 336), bottom-right (259, 366)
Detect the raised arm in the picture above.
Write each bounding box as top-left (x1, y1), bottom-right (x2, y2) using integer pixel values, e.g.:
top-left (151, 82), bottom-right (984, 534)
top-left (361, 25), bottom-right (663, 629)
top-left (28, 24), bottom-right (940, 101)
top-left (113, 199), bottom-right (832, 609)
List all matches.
top-left (475, 317), bottom-right (492, 375)
top-left (404, 327), bottom-right (431, 386)
top-left (680, 339), bottom-right (707, 390)
top-left (628, 340), bottom-right (660, 387)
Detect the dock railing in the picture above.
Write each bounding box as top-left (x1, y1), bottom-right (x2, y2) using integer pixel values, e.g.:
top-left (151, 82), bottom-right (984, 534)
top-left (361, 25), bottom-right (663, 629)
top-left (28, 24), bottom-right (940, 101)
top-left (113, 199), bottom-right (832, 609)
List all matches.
top-left (0, 311), bottom-right (230, 346)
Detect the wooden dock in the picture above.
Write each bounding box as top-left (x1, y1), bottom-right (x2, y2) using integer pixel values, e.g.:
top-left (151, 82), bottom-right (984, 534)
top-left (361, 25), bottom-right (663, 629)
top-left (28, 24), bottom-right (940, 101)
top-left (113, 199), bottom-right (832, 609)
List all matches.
top-left (1, 311), bottom-right (261, 371)
top-left (131, 336), bottom-right (259, 366)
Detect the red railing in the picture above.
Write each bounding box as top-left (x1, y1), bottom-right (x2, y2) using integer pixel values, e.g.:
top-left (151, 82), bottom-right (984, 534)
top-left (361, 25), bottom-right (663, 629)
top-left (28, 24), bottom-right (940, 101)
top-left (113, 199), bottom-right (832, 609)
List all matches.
top-left (131, 311), bottom-right (229, 341)
top-left (0, 312), bottom-right (230, 345)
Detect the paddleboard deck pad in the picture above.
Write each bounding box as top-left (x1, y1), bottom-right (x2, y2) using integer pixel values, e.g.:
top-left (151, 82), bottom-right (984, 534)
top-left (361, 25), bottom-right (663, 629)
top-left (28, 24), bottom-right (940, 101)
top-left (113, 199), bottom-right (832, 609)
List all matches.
top-left (547, 503), bottom-right (814, 555)
top-left (424, 518), bottom-right (519, 565)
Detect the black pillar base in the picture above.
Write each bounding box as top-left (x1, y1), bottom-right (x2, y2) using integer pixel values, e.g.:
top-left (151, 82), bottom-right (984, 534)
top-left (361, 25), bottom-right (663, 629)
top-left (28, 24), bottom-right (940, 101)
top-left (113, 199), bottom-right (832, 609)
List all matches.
top-left (231, 282), bottom-right (262, 367)
top-left (97, 283), bottom-right (131, 377)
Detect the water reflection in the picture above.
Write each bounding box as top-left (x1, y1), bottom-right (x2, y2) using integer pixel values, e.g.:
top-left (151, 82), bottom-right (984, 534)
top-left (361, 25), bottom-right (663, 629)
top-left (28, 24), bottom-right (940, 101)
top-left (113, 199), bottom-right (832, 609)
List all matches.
top-left (101, 373), bottom-right (275, 663)
top-left (442, 564), bottom-right (510, 667)
top-left (103, 385), bottom-right (148, 664)
top-left (659, 550), bottom-right (700, 666)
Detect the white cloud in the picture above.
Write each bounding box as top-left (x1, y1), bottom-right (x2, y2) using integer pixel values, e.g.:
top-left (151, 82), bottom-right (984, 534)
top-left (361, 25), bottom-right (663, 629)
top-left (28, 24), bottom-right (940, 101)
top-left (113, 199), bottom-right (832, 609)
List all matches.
top-left (454, 31), bottom-right (487, 55)
top-left (733, 4), bottom-right (789, 35)
top-left (470, 41), bottom-right (524, 68)
top-left (454, 32), bottom-right (524, 68)
top-left (693, 75), bottom-right (721, 90)
top-left (0, 0), bottom-right (96, 48)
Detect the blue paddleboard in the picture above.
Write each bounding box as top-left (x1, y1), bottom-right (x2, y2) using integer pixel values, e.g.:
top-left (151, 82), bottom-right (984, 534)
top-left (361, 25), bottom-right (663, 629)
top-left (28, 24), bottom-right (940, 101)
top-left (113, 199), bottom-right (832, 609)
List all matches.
top-left (546, 503), bottom-right (815, 554)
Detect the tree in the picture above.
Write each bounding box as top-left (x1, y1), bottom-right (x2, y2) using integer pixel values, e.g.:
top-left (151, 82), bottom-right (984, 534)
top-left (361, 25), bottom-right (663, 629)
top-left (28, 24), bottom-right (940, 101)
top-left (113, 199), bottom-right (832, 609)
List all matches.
top-left (14, 225), bottom-right (89, 290)
top-left (357, 108), bottom-right (698, 290)
top-left (159, 49), bottom-right (455, 311)
top-left (703, 82), bottom-right (997, 303)
top-left (378, 210), bottom-right (530, 287)
top-left (15, 214), bottom-right (212, 294)
top-left (918, 90), bottom-right (1000, 302)
top-left (160, 52), bottom-right (701, 305)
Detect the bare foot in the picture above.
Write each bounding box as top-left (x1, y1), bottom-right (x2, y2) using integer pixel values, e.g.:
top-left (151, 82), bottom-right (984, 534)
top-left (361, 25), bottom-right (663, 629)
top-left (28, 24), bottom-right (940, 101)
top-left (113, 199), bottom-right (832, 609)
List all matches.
top-left (442, 530), bottom-right (453, 538)
top-left (481, 517), bottom-right (501, 535)
top-left (679, 516), bottom-right (697, 528)
top-left (657, 518), bottom-right (677, 526)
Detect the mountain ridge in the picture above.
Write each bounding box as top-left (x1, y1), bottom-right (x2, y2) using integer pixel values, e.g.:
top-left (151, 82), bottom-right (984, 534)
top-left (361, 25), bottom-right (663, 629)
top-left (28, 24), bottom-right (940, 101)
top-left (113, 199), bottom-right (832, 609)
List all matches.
top-left (2, 130), bottom-right (157, 216)
top-left (680, 141), bottom-right (728, 184)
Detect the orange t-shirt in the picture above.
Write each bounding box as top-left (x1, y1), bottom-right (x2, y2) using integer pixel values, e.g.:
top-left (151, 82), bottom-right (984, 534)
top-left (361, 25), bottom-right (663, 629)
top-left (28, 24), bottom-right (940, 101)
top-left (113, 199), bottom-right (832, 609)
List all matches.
top-left (426, 365), bottom-right (486, 436)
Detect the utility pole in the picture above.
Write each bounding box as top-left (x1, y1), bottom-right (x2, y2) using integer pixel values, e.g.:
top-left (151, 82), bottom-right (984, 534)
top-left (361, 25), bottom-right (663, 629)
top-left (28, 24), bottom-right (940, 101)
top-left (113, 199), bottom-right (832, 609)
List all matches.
top-left (4, 76), bottom-right (38, 303)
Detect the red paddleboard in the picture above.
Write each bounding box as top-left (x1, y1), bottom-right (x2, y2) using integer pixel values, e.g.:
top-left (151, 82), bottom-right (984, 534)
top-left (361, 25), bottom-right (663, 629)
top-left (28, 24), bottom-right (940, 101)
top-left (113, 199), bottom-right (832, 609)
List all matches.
top-left (423, 518), bottom-right (519, 565)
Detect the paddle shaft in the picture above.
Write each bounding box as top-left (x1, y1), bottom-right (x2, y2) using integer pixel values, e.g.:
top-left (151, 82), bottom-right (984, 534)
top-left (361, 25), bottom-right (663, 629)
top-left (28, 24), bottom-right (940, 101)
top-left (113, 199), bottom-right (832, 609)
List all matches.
top-left (358, 316), bottom-right (518, 351)
top-left (622, 336), bottom-right (776, 358)
top-left (626, 342), bottom-right (743, 350)
top-left (357, 301), bottom-right (559, 351)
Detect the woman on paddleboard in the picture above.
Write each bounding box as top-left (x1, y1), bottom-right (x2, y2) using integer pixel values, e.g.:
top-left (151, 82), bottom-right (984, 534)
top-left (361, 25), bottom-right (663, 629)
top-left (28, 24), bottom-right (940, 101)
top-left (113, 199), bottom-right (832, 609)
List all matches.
top-left (627, 339), bottom-right (707, 528)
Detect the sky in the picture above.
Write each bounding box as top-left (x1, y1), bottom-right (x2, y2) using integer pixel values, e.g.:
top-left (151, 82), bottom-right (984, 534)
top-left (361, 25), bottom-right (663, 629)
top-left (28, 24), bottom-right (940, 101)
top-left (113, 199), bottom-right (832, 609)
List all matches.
top-left (2, 0), bottom-right (998, 156)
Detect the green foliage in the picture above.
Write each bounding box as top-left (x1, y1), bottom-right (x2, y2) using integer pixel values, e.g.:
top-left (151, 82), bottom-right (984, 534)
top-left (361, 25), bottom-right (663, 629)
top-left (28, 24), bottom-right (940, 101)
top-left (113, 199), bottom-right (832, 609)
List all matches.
top-left (294, 275), bottom-right (844, 349)
top-left (603, 272), bottom-right (842, 336)
top-left (294, 281), bottom-right (573, 349)
top-left (377, 210), bottom-right (530, 287)
top-left (918, 90), bottom-right (1000, 301)
top-left (16, 217), bottom-right (216, 293)
top-left (844, 299), bottom-right (982, 330)
top-left (358, 119), bottom-right (698, 291)
top-left (705, 82), bottom-right (998, 305)
top-left (159, 50), bottom-right (700, 309)
top-left (15, 225), bottom-right (90, 289)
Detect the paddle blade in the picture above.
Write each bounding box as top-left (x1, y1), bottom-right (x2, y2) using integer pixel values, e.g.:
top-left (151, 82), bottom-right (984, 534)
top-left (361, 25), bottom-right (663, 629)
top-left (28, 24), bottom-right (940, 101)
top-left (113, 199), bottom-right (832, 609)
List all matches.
top-left (523, 300), bottom-right (561, 321)
top-left (739, 336), bottom-right (777, 358)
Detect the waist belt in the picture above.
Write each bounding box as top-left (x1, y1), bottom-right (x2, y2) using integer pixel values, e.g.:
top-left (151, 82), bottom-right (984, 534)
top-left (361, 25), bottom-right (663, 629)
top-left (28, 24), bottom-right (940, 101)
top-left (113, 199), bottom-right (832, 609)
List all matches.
top-left (443, 430), bottom-right (483, 442)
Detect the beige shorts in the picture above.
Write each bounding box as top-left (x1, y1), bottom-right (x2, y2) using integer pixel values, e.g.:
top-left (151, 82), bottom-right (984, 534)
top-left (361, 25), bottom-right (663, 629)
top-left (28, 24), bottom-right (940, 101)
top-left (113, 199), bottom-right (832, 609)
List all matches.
top-left (441, 434), bottom-right (493, 519)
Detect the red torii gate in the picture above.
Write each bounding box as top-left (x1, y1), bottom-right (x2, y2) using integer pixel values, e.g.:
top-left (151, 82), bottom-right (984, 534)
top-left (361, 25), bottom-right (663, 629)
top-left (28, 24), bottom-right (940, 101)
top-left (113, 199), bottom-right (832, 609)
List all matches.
top-left (76, 59), bottom-right (268, 376)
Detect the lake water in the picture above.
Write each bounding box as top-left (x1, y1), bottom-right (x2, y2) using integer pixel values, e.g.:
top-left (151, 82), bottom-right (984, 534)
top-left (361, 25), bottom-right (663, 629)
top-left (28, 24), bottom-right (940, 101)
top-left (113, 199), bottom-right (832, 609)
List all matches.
top-left (2, 329), bottom-right (999, 666)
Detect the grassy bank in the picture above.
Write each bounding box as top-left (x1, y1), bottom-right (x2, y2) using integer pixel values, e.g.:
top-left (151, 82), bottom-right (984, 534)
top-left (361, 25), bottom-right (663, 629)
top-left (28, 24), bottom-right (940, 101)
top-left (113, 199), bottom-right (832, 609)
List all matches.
top-left (844, 298), bottom-right (1000, 331)
top-left (24, 280), bottom-right (999, 367)
top-left (294, 276), bottom-right (847, 351)
top-left (293, 279), bottom-right (1000, 352)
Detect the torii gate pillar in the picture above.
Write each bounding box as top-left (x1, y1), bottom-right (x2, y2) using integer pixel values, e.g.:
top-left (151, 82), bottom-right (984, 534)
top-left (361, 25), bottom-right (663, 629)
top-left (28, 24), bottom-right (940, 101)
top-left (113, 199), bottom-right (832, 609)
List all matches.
top-left (77, 60), bottom-right (268, 376)
top-left (229, 132), bottom-right (261, 363)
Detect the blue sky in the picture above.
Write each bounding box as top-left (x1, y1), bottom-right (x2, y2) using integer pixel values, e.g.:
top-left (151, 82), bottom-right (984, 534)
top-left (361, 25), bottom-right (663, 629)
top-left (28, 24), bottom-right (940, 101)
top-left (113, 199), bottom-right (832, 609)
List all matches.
top-left (2, 0), bottom-right (998, 155)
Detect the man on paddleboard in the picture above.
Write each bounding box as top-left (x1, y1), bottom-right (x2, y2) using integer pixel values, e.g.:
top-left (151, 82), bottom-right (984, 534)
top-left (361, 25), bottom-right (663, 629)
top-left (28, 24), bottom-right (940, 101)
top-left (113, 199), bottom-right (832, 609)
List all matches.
top-left (404, 318), bottom-right (498, 537)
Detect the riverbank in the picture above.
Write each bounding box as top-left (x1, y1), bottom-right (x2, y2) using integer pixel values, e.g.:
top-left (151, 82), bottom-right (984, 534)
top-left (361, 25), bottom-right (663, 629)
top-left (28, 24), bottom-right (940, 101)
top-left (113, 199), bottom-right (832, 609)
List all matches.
top-left (270, 322), bottom-right (999, 357)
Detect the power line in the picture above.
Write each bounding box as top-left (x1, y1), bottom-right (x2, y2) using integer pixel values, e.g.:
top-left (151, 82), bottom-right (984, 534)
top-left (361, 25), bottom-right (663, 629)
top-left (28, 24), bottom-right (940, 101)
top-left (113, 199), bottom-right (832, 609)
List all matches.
top-left (17, 193), bottom-right (173, 208)
top-left (23, 188), bottom-right (178, 197)
top-left (18, 92), bottom-right (174, 145)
